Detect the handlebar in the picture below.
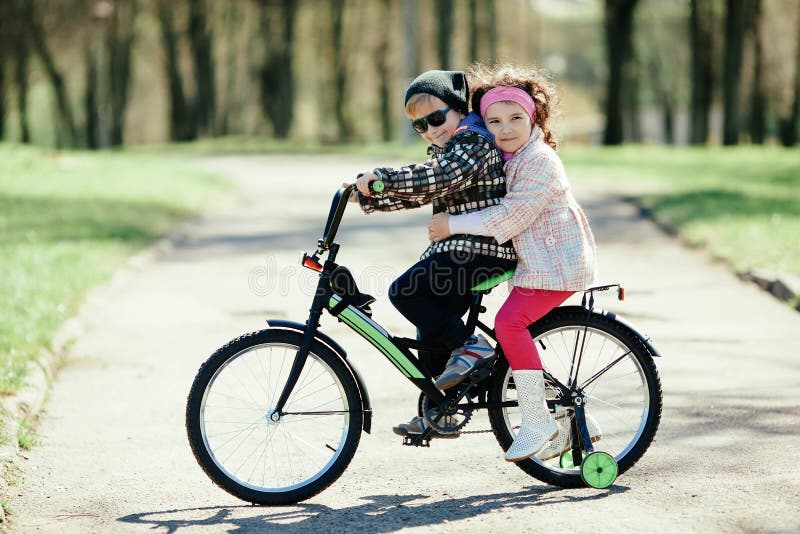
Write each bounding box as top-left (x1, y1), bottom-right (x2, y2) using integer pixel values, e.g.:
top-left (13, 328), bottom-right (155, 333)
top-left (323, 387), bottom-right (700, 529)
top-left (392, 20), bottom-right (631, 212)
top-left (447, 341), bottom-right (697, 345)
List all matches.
top-left (320, 180), bottom-right (384, 250)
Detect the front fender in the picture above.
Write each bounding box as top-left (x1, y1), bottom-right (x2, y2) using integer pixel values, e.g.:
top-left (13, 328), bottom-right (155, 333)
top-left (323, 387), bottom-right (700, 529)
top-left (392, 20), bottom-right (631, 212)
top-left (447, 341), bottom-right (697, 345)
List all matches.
top-left (266, 319), bottom-right (373, 432)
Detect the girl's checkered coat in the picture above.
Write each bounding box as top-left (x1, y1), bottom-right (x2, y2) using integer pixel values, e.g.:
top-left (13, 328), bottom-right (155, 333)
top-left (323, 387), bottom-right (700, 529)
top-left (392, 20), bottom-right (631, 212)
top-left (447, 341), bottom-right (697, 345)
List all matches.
top-left (480, 127), bottom-right (597, 290)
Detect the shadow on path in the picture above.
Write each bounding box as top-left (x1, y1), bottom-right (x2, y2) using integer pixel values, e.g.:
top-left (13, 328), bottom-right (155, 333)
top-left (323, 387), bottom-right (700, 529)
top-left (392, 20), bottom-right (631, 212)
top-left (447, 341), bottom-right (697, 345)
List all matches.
top-left (119, 486), bottom-right (629, 533)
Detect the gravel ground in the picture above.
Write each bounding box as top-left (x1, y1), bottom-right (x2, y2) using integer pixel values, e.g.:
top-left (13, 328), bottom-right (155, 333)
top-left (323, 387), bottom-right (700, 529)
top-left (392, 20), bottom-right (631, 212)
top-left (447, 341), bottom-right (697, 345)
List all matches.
top-left (8, 155), bottom-right (800, 533)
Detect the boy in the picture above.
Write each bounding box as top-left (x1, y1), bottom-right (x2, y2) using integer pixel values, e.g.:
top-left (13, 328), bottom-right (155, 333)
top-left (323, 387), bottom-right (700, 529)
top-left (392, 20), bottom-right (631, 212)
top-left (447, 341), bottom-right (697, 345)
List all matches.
top-left (354, 70), bottom-right (516, 438)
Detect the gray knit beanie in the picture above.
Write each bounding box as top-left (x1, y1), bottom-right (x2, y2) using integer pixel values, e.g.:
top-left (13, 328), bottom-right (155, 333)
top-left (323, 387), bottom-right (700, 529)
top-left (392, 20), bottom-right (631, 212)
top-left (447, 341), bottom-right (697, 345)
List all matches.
top-left (404, 70), bottom-right (469, 115)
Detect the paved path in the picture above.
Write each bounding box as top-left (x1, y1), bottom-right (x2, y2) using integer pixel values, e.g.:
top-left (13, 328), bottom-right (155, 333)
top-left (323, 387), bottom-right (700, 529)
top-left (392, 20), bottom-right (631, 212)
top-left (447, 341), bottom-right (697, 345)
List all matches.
top-left (9, 155), bottom-right (800, 532)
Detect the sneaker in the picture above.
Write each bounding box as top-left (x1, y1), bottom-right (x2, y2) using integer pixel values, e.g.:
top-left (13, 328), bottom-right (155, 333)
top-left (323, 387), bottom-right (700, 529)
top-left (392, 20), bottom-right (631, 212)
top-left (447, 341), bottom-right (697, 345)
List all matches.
top-left (391, 415), bottom-right (460, 439)
top-left (536, 410), bottom-right (603, 461)
top-left (434, 334), bottom-right (496, 390)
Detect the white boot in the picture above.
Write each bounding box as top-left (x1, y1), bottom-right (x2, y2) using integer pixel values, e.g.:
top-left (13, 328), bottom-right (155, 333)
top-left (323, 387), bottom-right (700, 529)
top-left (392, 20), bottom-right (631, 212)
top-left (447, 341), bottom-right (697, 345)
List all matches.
top-left (505, 370), bottom-right (559, 462)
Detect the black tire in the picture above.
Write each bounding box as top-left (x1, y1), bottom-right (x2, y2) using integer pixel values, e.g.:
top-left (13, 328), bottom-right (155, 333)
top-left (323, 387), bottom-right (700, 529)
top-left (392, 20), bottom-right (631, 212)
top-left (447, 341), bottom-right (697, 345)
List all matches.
top-left (487, 308), bottom-right (662, 488)
top-left (186, 329), bottom-right (363, 505)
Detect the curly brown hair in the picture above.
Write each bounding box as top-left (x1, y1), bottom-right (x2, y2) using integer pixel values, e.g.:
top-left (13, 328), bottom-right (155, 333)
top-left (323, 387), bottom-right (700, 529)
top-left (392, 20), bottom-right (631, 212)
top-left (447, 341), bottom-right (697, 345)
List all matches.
top-left (466, 62), bottom-right (560, 150)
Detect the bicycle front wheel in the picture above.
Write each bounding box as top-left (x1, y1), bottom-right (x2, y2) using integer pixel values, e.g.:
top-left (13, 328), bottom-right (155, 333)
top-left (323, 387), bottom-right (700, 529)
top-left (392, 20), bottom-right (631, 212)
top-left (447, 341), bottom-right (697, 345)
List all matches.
top-left (186, 329), bottom-right (363, 505)
top-left (488, 308), bottom-right (662, 488)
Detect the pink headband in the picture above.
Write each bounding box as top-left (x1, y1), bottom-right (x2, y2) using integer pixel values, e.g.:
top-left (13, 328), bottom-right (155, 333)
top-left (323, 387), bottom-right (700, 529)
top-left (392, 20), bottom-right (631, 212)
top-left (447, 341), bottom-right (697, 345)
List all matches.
top-left (479, 86), bottom-right (536, 123)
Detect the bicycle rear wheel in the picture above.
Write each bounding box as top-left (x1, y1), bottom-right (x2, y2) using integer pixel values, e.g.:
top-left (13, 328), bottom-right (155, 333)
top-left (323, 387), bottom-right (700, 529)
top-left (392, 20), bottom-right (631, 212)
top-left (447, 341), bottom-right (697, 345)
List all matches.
top-left (488, 308), bottom-right (662, 488)
top-left (186, 329), bottom-right (363, 505)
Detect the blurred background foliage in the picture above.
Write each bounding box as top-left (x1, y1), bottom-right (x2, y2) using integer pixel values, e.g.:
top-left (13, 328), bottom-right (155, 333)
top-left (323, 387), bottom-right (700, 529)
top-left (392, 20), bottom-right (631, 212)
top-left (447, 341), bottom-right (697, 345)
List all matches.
top-left (0, 0), bottom-right (798, 149)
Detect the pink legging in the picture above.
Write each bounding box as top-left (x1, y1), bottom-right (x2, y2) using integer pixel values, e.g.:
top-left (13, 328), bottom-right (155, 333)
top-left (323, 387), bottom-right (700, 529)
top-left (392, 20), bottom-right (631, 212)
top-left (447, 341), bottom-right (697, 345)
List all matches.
top-left (494, 287), bottom-right (573, 370)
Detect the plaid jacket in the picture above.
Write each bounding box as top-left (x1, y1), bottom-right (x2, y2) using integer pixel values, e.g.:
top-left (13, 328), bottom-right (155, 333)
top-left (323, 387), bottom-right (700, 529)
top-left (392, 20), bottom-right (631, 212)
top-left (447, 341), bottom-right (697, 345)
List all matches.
top-left (358, 113), bottom-right (517, 261)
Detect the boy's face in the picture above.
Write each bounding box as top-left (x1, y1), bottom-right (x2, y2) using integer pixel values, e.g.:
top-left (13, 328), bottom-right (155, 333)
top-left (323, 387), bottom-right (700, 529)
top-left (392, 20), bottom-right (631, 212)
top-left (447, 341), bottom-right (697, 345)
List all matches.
top-left (407, 96), bottom-right (463, 147)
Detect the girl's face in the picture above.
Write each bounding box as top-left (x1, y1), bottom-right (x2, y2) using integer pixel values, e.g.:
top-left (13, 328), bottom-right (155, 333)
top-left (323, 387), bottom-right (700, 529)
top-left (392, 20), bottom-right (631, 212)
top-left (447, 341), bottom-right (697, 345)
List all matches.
top-left (484, 101), bottom-right (533, 154)
top-left (407, 96), bottom-right (464, 147)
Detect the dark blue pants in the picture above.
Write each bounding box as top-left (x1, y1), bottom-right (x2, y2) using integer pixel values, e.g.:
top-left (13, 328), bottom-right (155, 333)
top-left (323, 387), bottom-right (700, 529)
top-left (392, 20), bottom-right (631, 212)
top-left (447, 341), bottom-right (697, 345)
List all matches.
top-left (389, 251), bottom-right (515, 376)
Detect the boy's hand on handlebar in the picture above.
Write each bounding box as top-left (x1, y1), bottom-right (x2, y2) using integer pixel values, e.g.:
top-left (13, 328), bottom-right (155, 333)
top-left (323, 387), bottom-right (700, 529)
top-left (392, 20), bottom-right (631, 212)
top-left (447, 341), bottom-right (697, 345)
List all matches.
top-left (428, 212), bottom-right (452, 243)
top-left (356, 172), bottom-right (378, 197)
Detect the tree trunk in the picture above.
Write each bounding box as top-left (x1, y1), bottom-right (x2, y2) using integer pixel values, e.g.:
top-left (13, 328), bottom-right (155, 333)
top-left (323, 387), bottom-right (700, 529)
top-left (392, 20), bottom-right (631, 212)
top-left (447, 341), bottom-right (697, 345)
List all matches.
top-left (486, 0), bottom-right (497, 61)
top-left (217, 4), bottom-right (244, 136)
top-left (108, 0), bottom-right (136, 147)
top-left (689, 0), bottom-right (714, 145)
top-left (189, 0), bottom-right (216, 136)
top-left (0, 59), bottom-right (5, 140)
top-left (722, 0), bottom-right (747, 145)
top-left (84, 45), bottom-right (99, 149)
top-left (748, 0), bottom-right (766, 144)
top-left (157, 0), bottom-right (195, 141)
top-left (330, 0), bottom-right (353, 141)
top-left (24, 0), bottom-right (78, 147)
top-left (258, 0), bottom-right (297, 139)
top-left (436, 0), bottom-right (452, 69)
top-left (468, 0), bottom-right (478, 62)
top-left (645, 53), bottom-right (674, 144)
top-left (625, 60), bottom-right (641, 142)
top-left (402, 0), bottom-right (419, 79)
top-left (602, 0), bottom-right (638, 145)
top-left (376, 0), bottom-right (392, 141)
top-left (779, 3), bottom-right (800, 146)
top-left (0, 1), bottom-right (14, 140)
top-left (14, 13), bottom-right (30, 143)
top-left (401, 0), bottom-right (419, 140)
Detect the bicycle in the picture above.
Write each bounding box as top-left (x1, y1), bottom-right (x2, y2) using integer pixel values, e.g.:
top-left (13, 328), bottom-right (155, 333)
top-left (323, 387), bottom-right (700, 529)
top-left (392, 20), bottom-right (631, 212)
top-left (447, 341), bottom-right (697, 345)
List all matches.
top-left (186, 182), bottom-right (663, 505)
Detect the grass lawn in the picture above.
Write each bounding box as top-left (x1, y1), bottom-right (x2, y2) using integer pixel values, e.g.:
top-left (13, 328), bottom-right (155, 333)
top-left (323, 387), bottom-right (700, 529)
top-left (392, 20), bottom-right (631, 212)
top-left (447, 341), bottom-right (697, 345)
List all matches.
top-left (562, 146), bottom-right (800, 280)
top-left (0, 143), bottom-right (230, 395)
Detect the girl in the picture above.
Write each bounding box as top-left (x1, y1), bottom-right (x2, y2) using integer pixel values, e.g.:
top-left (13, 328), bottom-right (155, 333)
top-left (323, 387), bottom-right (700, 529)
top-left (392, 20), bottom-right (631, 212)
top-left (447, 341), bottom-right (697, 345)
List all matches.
top-left (428, 63), bottom-right (598, 462)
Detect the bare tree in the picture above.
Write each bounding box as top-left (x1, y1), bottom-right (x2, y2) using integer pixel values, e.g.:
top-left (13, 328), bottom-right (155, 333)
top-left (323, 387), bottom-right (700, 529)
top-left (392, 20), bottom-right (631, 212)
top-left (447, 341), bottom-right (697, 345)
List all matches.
top-left (689, 0), bottom-right (715, 144)
top-left (329, 0), bottom-right (354, 141)
top-left (644, 48), bottom-right (674, 144)
top-left (14, 23), bottom-right (31, 143)
top-left (189, 0), bottom-right (215, 136)
top-left (486, 0), bottom-right (497, 60)
top-left (779, 2), bottom-right (800, 146)
top-left (376, 0), bottom-right (393, 141)
top-left (0, 61), bottom-right (5, 140)
top-left (216, 3), bottom-right (246, 136)
top-left (108, 0), bottom-right (136, 146)
top-left (468, 0), bottom-right (478, 62)
top-left (401, 0), bottom-right (419, 140)
top-left (23, 0), bottom-right (78, 147)
top-left (748, 0), bottom-right (766, 144)
top-left (84, 44), bottom-right (99, 148)
top-left (0, 1), bottom-right (10, 139)
top-left (602, 0), bottom-right (639, 145)
top-left (156, 0), bottom-right (195, 142)
top-left (722, 0), bottom-right (748, 145)
top-left (257, 0), bottom-right (297, 139)
top-left (436, 0), bottom-right (453, 69)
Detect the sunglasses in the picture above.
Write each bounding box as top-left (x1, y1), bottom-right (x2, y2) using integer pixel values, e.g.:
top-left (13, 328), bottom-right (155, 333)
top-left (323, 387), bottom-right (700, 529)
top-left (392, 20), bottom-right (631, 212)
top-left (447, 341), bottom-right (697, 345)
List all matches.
top-left (410, 106), bottom-right (452, 133)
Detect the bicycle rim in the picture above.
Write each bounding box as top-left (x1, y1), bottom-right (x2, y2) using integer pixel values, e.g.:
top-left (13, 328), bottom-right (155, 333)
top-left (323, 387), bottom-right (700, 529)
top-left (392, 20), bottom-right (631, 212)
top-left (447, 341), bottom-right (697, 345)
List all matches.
top-left (500, 325), bottom-right (651, 475)
top-left (199, 342), bottom-right (351, 493)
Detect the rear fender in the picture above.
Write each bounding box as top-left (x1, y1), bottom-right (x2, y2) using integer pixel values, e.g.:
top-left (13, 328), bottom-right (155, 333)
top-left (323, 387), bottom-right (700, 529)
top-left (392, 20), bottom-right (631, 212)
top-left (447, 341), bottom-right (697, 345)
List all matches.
top-left (551, 306), bottom-right (661, 357)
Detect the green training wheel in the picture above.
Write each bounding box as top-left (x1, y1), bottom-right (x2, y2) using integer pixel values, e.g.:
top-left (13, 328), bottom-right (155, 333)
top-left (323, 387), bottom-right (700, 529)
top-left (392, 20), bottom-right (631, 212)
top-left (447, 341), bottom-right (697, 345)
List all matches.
top-left (559, 450), bottom-right (586, 469)
top-left (580, 451), bottom-right (618, 489)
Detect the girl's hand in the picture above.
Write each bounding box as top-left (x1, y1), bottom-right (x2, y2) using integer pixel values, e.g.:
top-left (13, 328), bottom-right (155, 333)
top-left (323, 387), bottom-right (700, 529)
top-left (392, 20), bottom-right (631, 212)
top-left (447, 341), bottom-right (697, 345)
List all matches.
top-left (356, 172), bottom-right (378, 196)
top-left (428, 212), bottom-right (452, 242)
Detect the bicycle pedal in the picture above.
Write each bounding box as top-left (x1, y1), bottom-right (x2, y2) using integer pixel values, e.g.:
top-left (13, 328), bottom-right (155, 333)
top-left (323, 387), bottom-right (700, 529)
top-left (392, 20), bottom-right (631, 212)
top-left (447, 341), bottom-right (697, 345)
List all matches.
top-left (402, 436), bottom-right (431, 447)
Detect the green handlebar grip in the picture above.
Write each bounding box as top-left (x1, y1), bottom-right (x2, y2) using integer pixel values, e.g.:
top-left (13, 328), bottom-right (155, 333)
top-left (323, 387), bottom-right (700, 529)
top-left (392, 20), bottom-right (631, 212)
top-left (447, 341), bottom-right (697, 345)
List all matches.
top-left (372, 180), bottom-right (385, 193)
